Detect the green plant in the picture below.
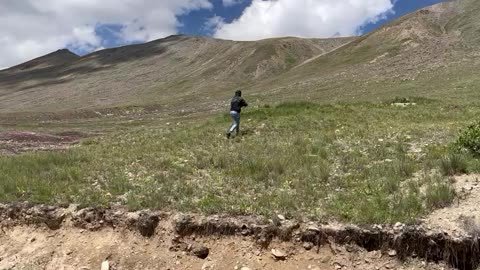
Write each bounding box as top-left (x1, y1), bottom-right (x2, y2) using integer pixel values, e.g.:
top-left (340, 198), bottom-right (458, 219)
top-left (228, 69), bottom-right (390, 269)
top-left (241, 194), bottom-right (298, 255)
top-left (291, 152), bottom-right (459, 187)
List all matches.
top-left (440, 153), bottom-right (468, 176)
top-left (425, 177), bottom-right (455, 209)
top-left (456, 121), bottom-right (480, 156)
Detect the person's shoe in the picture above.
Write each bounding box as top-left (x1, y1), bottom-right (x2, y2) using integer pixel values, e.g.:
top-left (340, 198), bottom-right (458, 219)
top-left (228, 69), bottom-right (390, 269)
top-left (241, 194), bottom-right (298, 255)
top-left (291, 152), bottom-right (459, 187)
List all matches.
top-left (226, 132), bottom-right (231, 139)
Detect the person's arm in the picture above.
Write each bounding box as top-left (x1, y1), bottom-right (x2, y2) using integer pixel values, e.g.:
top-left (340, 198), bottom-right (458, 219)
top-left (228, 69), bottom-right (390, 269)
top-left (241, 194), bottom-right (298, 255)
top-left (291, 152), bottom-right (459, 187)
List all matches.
top-left (241, 98), bottom-right (248, 108)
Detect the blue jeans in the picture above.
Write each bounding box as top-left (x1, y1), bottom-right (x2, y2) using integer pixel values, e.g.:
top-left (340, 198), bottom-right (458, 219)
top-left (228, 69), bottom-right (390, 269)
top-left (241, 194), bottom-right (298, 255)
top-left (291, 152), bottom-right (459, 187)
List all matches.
top-left (228, 111), bottom-right (240, 134)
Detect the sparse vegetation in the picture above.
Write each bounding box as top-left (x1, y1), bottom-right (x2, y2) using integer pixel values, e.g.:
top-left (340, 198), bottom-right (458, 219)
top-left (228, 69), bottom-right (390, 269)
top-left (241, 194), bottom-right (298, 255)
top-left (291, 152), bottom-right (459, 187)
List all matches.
top-left (425, 175), bottom-right (456, 210)
top-left (440, 153), bottom-right (468, 176)
top-left (1, 101), bottom-right (476, 223)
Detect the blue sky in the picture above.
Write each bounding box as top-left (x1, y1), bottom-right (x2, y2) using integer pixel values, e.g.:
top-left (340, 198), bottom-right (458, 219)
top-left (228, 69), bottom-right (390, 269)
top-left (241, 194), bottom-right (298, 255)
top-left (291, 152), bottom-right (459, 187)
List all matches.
top-left (0, 0), bottom-right (446, 68)
top-left (91, 0), bottom-right (445, 54)
top-left (179, 0), bottom-right (445, 36)
top-left (361, 0), bottom-right (446, 33)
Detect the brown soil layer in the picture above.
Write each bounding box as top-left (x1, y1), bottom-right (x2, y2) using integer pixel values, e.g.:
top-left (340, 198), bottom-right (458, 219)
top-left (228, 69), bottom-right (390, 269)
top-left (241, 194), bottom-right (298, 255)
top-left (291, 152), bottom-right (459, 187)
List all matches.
top-left (0, 203), bottom-right (473, 270)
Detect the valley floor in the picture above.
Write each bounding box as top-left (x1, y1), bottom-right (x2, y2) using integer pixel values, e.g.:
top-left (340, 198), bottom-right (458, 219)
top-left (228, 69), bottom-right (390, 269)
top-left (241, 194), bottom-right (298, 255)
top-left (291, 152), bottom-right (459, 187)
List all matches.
top-left (2, 99), bottom-right (480, 269)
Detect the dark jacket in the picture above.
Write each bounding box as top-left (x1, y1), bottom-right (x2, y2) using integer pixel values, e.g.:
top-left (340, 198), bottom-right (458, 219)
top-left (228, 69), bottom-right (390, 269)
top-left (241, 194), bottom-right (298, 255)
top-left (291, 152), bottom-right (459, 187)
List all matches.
top-left (230, 95), bottom-right (248, 113)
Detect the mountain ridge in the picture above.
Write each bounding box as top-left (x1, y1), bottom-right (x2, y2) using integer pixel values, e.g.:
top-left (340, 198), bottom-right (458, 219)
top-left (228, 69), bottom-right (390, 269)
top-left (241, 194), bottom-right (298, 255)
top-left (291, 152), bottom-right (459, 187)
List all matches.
top-left (1, 0), bottom-right (480, 115)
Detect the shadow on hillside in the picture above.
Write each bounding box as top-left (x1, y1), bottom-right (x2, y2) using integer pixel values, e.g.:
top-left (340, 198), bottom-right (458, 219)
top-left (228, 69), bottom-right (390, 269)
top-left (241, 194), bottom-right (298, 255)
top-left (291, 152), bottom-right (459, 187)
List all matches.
top-left (0, 35), bottom-right (191, 86)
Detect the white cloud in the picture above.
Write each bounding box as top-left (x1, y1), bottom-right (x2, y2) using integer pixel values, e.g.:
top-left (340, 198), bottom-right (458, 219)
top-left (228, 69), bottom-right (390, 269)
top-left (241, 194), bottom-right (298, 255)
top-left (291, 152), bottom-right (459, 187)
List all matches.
top-left (213, 0), bottom-right (395, 41)
top-left (222, 0), bottom-right (243, 7)
top-left (204, 15), bottom-right (225, 35)
top-left (0, 0), bottom-right (212, 68)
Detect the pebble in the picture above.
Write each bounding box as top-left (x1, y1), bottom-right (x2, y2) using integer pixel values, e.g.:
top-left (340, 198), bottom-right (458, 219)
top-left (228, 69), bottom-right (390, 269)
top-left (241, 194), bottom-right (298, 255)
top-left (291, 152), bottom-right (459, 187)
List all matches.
top-left (191, 245), bottom-right (210, 259)
top-left (303, 242), bottom-right (314, 250)
top-left (271, 248), bottom-right (287, 260)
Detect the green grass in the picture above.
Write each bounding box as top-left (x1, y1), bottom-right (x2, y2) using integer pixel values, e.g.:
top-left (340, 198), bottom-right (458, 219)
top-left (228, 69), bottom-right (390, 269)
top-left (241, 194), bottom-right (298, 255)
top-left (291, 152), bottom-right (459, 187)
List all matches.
top-left (1, 100), bottom-right (477, 223)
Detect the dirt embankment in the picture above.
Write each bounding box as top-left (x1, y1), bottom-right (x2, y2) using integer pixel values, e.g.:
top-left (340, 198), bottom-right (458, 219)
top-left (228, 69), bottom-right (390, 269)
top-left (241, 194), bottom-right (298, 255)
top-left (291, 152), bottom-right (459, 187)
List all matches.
top-left (0, 203), bottom-right (472, 270)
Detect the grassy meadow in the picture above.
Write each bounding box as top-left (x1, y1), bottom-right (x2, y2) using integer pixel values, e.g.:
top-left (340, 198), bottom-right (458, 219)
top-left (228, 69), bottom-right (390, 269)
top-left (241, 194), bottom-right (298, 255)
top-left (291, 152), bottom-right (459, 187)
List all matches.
top-left (1, 99), bottom-right (479, 224)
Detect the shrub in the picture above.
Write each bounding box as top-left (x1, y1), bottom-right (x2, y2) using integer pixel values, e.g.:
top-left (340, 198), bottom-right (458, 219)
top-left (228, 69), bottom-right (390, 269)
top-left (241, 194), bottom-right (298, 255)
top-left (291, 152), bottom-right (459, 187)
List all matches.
top-left (425, 177), bottom-right (455, 210)
top-left (391, 97), bottom-right (411, 104)
top-left (457, 122), bottom-right (480, 156)
top-left (440, 153), bottom-right (468, 176)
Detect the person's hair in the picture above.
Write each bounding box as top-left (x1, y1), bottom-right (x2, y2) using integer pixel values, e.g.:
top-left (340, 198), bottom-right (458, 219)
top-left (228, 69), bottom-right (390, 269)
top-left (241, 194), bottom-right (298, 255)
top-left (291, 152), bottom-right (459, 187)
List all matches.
top-left (235, 90), bottom-right (242, 96)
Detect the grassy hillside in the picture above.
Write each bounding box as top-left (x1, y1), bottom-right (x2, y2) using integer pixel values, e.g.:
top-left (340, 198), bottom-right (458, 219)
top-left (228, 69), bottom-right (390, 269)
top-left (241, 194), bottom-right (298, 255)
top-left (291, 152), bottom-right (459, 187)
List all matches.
top-left (2, 100), bottom-right (479, 223)
top-left (256, 0), bottom-right (480, 105)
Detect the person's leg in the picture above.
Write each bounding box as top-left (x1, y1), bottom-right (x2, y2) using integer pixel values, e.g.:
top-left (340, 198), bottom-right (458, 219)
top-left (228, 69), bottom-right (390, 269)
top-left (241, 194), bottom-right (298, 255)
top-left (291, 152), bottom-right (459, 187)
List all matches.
top-left (227, 111), bottom-right (238, 137)
top-left (235, 113), bottom-right (241, 134)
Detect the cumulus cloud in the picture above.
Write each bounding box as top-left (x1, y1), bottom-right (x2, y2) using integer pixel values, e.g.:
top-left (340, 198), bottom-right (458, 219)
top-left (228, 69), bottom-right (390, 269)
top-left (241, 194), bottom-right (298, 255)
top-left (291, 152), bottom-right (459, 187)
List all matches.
top-left (0, 0), bottom-right (212, 68)
top-left (213, 0), bottom-right (395, 41)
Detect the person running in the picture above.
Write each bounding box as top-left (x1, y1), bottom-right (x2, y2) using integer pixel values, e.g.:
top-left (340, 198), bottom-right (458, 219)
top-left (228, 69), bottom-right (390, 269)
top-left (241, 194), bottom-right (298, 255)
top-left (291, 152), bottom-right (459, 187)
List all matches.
top-left (226, 90), bottom-right (248, 139)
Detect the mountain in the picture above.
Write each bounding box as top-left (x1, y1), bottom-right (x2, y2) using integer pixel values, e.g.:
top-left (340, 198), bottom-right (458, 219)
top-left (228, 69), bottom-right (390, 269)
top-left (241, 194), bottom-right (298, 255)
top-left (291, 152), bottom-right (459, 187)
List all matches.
top-left (3, 49), bottom-right (80, 73)
top-left (258, 0), bottom-right (480, 103)
top-left (0, 35), bottom-right (353, 114)
top-left (1, 0), bottom-right (479, 116)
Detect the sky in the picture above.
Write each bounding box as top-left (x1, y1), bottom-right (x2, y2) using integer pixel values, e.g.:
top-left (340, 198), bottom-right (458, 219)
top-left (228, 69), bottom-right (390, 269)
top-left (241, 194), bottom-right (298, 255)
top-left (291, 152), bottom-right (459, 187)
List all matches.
top-left (0, 0), bottom-right (445, 69)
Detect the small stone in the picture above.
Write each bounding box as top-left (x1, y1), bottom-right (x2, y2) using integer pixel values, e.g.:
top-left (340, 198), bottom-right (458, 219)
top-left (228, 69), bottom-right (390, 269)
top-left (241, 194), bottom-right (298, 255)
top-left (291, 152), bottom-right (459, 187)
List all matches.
top-left (277, 214), bottom-right (286, 221)
top-left (388, 250), bottom-right (397, 257)
top-left (303, 242), bottom-right (314, 250)
top-left (240, 267), bottom-right (252, 270)
top-left (30, 237), bottom-right (36, 243)
top-left (307, 225), bottom-right (320, 232)
top-left (191, 245), bottom-right (210, 259)
top-left (271, 248), bottom-right (287, 260)
top-left (101, 261), bottom-right (109, 270)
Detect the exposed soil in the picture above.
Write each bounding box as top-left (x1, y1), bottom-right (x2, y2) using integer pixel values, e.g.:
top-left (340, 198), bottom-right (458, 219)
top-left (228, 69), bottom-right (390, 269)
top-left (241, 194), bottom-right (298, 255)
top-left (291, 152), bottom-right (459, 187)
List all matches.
top-left (424, 174), bottom-right (480, 236)
top-left (0, 226), bottom-right (450, 270)
top-left (0, 204), bottom-right (470, 270)
top-left (0, 131), bottom-right (89, 155)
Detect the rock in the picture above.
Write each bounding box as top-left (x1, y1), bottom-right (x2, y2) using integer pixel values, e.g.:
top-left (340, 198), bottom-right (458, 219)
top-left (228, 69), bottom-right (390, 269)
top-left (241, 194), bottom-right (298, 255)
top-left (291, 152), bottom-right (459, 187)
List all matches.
top-left (388, 250), bottom-right (397, 257)
top-left (303, 242), bottom-right (314, 250)
top-left (393, 222), bottom-right (405, 232)
top-left (101, 260), bottom-right (109, 270)
top-left (307, 225), bottom-right (320, 233)
top-left (277, 214), bottom-right (286, 221)
top-left (191, 244), bottom-right (209, 259)
top-left (240, 267), bottom-right (252, 270)
top-left (271, 248), bottom-right (287, 260)
top-left (137, 213), bottom-right (159, 237)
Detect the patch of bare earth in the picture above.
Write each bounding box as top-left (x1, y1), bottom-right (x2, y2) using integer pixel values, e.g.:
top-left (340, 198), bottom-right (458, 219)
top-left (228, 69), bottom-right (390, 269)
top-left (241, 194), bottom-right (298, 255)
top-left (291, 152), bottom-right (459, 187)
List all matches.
top-left (0, 131), bottom-right (89, 155)
top-left (0, 226), bottom-right (449, 270)
top-left (424, 174), bottom-right (480, 237)
top-left (0, 205), bottom-right (457, 270)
